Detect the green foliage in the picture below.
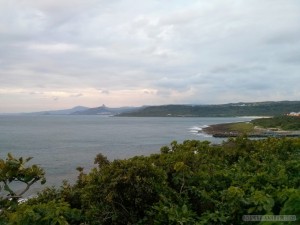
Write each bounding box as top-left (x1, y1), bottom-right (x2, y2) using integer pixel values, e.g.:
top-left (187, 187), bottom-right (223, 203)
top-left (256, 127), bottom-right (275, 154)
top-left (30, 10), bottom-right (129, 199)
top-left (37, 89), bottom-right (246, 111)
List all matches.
top-left (229, 122), bottom-right (255, 133)
top-left (151, 201), bottom-right (198, 225)
top-left (0, 153), bottom-right (46, 200)
top-left (247, 190), bottom-right (275, 214)
top-left (80, 157), bottom-right (167, 225)
top-left (94, 153), bottom-right (110, 169)
top-left (2, 137), bottom-right (300, 224)
top-left (252, 115), bottom-right (300, 130)
top-left (8, 200), bottom-right (81, 225)
top-left (0, 154), bottom-right (47, 224)
top-left (279, 190), bottom-right (300, 224)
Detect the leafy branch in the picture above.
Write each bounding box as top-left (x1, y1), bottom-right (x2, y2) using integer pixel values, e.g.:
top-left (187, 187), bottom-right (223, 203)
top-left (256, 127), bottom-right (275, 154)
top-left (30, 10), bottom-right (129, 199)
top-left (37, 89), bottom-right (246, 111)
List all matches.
top-left (0, 153), bottom-right (46, 201)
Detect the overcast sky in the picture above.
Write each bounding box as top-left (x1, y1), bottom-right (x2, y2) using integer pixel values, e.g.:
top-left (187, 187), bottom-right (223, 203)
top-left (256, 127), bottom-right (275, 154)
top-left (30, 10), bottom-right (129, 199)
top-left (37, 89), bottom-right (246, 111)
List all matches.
top-left (0, 0), bottom-right (299, 112)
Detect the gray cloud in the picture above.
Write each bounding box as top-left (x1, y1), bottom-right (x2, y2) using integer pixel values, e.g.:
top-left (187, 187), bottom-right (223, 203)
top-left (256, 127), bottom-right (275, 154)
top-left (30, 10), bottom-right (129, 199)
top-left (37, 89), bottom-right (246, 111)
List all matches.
top-left (70, 93), bottom-right (83, 98)
top-left (99, 90), bottom-right (110, 95)
top-left (0, 0), bottom-right (300, 112)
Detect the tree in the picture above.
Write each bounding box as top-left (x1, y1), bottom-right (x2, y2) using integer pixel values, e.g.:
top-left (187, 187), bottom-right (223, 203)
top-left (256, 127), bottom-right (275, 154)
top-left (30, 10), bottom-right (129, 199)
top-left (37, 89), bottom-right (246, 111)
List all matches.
top-left (0, 153), bottom-right (46, 201)
top-left (7, 200), bottom-right (81, 225)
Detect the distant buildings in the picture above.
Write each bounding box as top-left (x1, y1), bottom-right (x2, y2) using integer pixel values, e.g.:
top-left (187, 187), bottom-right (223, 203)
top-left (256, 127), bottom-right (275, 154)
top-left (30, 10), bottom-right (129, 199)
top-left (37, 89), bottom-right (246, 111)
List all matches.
top-left (287, 112), bottom-right (300, 117)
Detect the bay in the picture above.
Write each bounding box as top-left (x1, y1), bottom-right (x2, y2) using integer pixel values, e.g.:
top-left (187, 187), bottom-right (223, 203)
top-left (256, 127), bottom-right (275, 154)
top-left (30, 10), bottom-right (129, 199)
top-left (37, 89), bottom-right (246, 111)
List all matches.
top-left (0, 116), bottom-right (253, 194)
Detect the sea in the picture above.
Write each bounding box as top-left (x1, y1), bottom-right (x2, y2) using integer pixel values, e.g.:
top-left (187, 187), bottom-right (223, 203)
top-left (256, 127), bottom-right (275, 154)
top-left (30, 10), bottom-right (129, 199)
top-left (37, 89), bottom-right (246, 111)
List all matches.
top-left (0, 115), bottom-right (253, 195)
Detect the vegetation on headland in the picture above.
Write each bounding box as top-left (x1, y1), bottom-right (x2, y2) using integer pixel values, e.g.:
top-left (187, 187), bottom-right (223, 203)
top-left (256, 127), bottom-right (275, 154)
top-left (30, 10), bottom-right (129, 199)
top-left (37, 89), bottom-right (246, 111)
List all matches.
top-left (118, 101), bottom-right (300, 117)
top-left (1, 137), bottom-right (300, 224)
top-left (252, 115), bottom-right (300, 131)
top-left (203, 116), bottom-right (300, 137)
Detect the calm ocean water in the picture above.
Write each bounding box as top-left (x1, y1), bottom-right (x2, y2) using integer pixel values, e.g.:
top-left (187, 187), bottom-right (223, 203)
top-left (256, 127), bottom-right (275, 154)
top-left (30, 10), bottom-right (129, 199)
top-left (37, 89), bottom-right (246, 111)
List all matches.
top-left (0, 116), bottom-right (253, 194)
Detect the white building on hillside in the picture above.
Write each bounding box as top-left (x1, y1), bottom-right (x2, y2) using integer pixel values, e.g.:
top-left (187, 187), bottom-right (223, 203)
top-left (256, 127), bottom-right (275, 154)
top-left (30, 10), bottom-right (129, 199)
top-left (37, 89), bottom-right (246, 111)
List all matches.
top-left (288, 112), bottom-right (300, 117)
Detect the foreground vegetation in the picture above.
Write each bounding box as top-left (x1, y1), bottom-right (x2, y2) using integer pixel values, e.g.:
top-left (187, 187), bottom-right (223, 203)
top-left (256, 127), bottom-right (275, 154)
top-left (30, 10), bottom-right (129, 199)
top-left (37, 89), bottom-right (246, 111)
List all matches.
top-left (1, 137), bottom-right (300, 224)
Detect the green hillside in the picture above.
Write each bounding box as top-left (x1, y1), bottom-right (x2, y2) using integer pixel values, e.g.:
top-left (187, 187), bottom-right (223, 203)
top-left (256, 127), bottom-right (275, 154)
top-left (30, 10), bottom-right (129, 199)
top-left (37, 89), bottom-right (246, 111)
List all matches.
top-left (252, 115), bottom-right (300, 130)
top-left (202, 116), bottom-right (300, 138)
top-left (118, 101), bottom-right (300, 117)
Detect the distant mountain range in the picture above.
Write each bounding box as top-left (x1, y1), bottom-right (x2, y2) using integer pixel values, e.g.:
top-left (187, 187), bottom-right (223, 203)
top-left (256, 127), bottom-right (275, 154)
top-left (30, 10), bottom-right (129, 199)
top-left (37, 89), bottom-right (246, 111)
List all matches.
top-left (25, 105), bottom-right (141, 116)
top-left (25, 106), bottom-right (90, 115)
top-left (117, 101), bottom-right (300, 117)
top-left (71, 105), bottom-right (141, 115)
top-left (7, 101), bottom-right (300, 117)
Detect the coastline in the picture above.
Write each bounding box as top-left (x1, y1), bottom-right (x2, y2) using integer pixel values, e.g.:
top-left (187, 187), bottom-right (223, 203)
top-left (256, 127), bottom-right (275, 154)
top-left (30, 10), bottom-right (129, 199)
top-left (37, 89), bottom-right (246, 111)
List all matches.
top-left (201, 122), bottom-right (300, 138)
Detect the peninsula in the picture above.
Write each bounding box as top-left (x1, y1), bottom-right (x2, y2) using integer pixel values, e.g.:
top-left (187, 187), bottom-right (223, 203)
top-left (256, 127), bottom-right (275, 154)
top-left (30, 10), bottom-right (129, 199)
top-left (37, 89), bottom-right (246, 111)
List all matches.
top-left (202, 115), bottom-right (300, 138)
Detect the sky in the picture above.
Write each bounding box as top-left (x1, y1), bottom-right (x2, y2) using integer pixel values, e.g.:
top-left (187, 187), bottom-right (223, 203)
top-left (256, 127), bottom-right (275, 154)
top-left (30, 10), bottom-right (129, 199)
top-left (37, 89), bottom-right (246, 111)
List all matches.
top-left (0, 0), bottom-right (300, 113)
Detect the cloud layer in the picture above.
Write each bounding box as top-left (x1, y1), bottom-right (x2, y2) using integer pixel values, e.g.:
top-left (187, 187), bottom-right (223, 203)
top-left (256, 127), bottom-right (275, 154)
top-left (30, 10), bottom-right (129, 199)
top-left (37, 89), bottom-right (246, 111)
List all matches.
top-left (1, 0), bottom-right (300, 112)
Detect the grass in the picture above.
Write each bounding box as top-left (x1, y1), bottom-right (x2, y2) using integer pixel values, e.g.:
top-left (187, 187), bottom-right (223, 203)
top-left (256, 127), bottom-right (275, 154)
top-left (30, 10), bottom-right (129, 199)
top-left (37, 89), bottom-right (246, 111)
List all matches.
top-left (252, 116), bottom-right (300, 130)
top-left (228, 122), bottom-right (255, 133)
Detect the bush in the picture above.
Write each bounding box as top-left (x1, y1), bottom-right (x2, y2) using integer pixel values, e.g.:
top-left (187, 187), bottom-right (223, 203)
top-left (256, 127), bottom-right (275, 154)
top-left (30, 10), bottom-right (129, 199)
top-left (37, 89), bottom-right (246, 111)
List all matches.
top-left (2, 137), bottom-right (300, 224)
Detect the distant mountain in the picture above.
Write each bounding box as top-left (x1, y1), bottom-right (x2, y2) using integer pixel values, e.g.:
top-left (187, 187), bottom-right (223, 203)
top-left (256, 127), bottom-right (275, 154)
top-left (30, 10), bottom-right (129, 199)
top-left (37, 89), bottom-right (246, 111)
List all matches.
top-left (72, 105), bottom-right (141, 115)
top-left (117, 101), bottom-right (300, 117)
top-left (6, 101), bottom-right (300, 117)
top-left (26, 106), bottom-right (90, 115)
top-left (21, 105), bottom-right (142, 116)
